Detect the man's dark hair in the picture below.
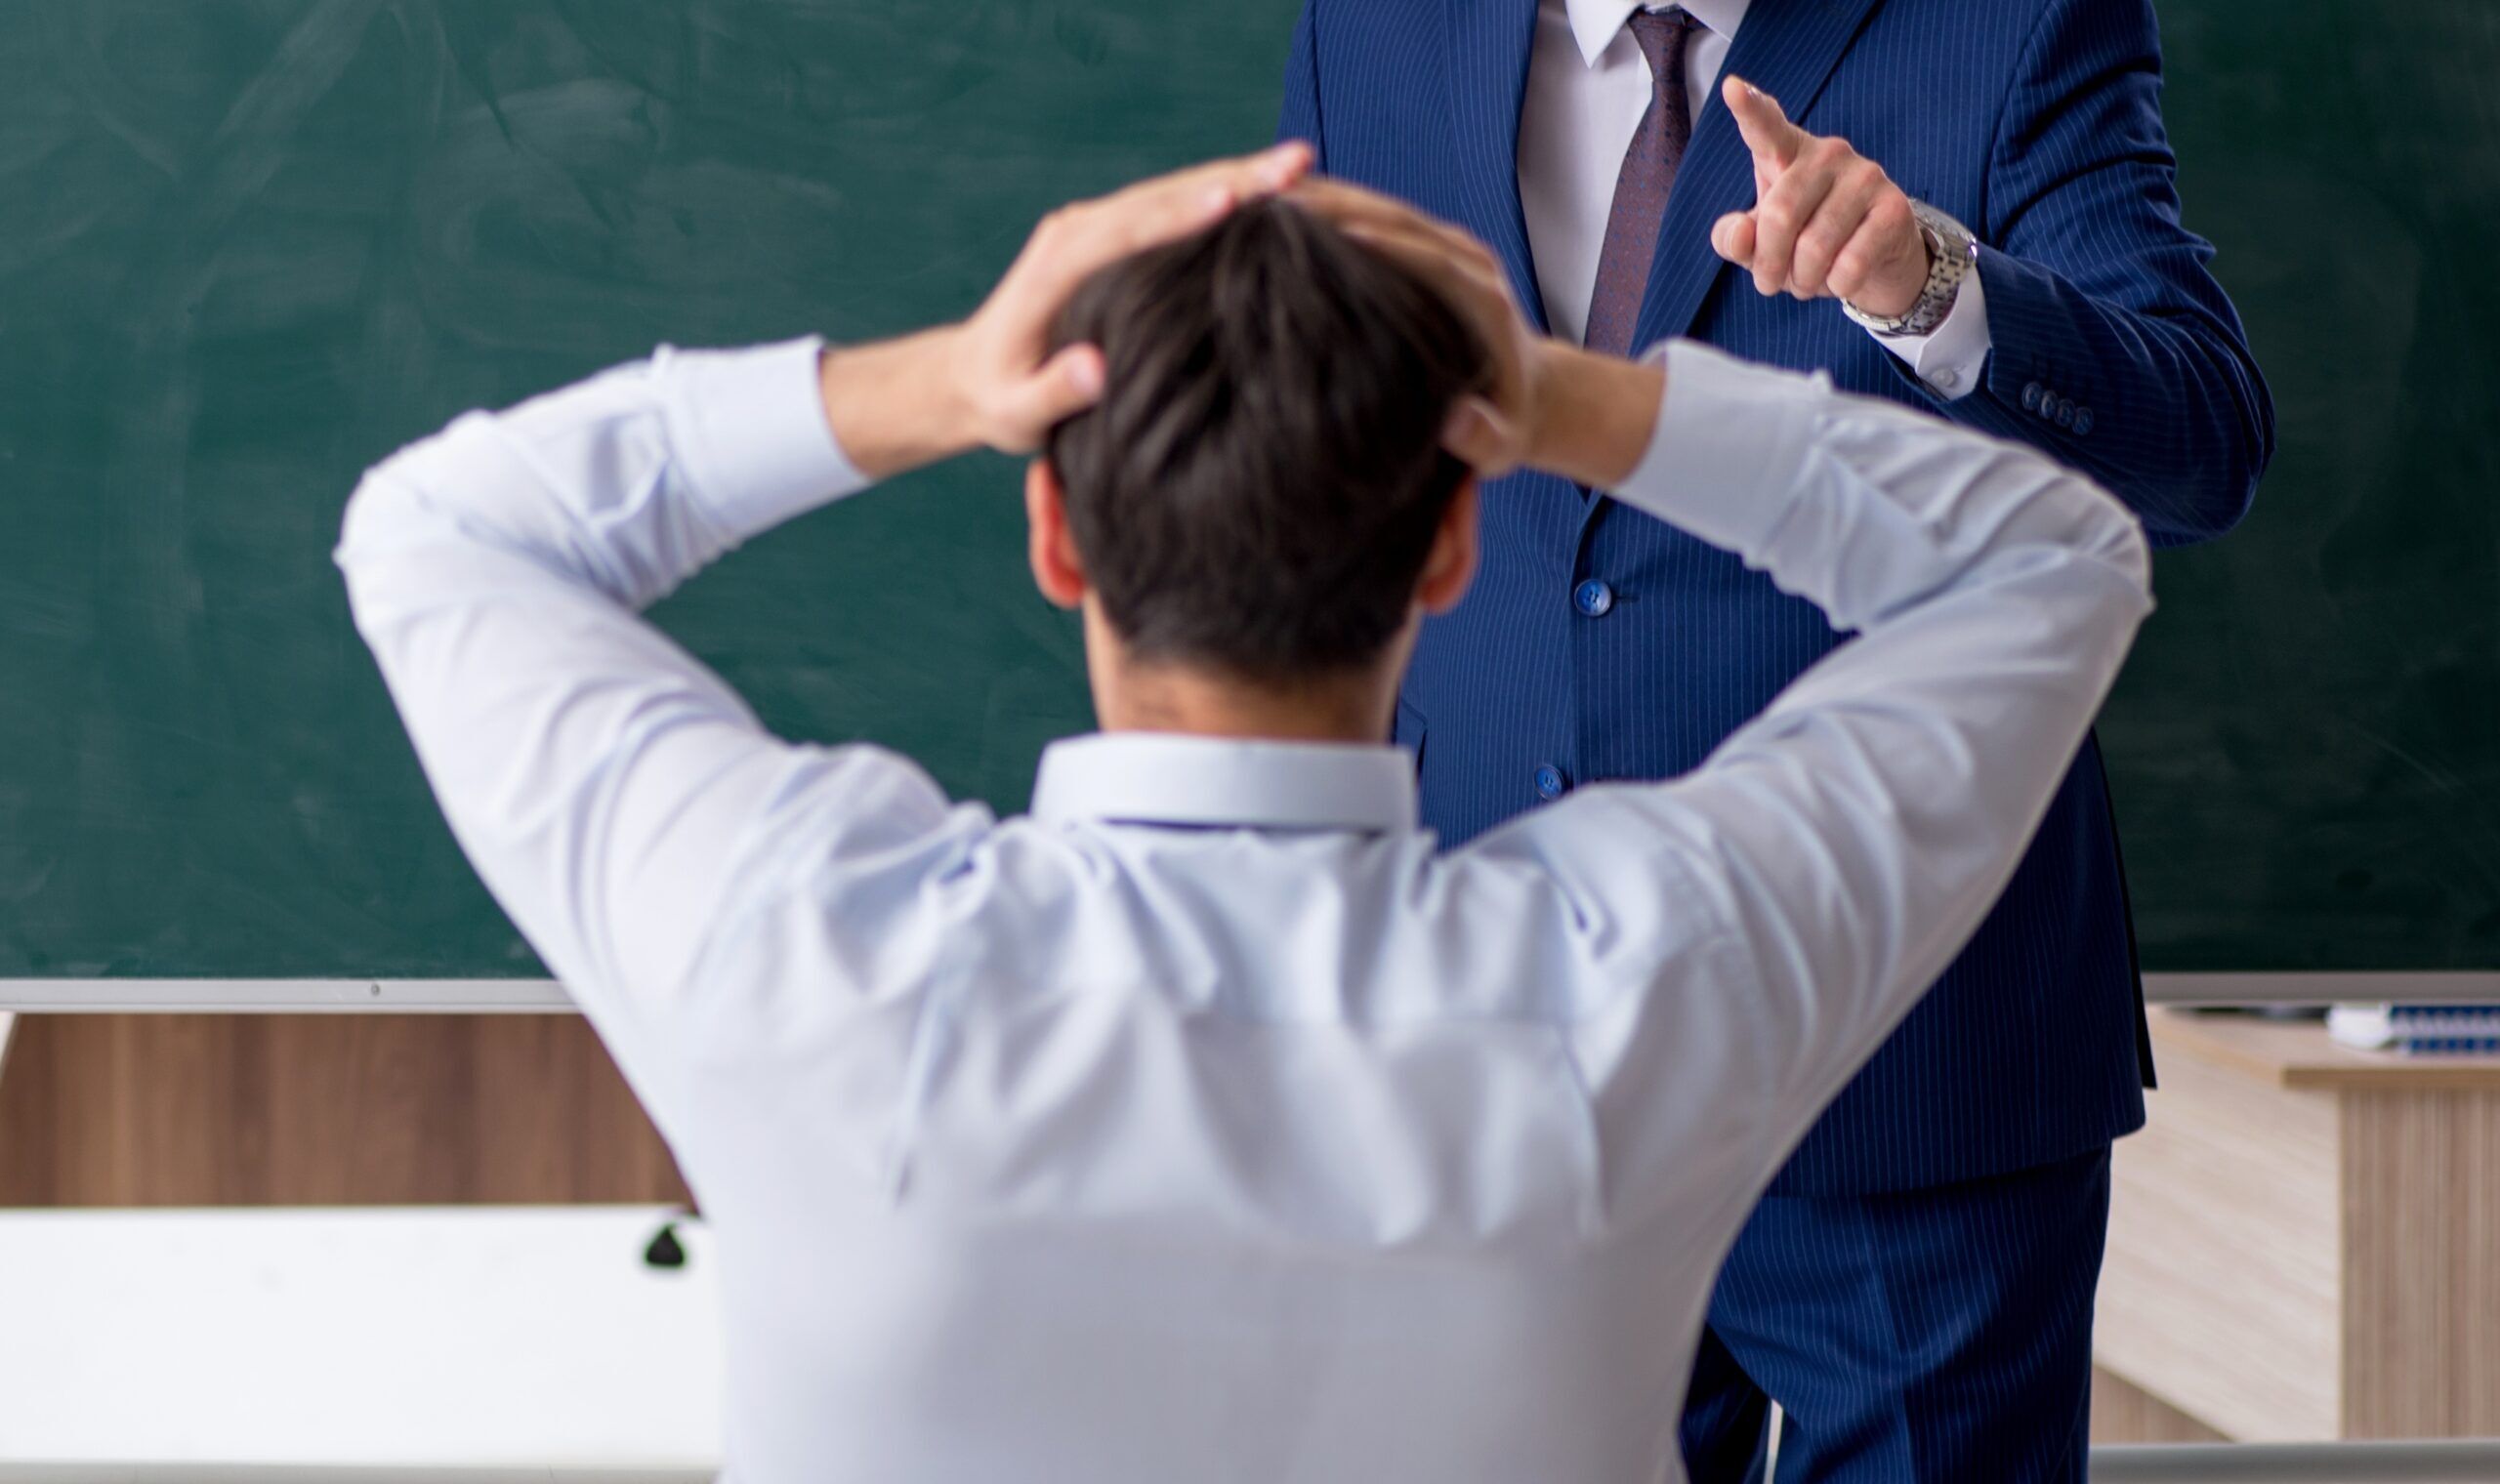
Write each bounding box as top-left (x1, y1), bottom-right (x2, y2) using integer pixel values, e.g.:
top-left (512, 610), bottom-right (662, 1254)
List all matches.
top-left (1044, 199), bottom-right (1490, 684)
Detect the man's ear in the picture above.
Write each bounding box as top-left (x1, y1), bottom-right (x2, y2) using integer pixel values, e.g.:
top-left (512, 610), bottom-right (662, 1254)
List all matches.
top-left (1416, 476), bottom-right (1480, 616)
top-left (1024, 458), bottom-right (1089, 610)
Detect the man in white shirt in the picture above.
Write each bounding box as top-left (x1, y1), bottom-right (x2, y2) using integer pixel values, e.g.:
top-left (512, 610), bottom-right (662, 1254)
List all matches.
top-left (339, 146), bottom-right (2150, 1483)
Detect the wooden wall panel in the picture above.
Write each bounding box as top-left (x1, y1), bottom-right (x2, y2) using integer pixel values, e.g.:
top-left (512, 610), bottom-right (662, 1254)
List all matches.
top-left (2340, 1089), bottom-right (2500, 1437)
top-left (0, 1015), bottom-right (688, 1208)
top-left (2097, 1046), bottom-right (2341, 1440)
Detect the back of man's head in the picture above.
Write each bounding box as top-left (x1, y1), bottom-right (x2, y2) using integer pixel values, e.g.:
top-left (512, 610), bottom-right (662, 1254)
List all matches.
top-left (1045, 199), bottom-right (1490, 686)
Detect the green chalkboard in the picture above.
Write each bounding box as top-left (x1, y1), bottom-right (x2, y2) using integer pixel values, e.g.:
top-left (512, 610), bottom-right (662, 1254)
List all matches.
top-left (2100, 0), bottom-right (2500, 969)
top-left (0, 0), bottom-right (1297, 976)
top-left (0, 1), bottom-right (2494, 977)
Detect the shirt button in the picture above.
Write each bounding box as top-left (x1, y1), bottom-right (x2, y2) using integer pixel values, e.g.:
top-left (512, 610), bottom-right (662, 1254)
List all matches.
top-left (1931, 367), bottom-right (1959, 392)
top-left (1573, 579), bottom-right (1615, 617)
top-left (1534, 764), bottom-right (1569, 801)
top-left (2055, 399), bottom-right (2076, 429)
top-left (2073, 407), bottom-right (2095, 435)
top-left (2021, 382), bottom-right (2042, 411)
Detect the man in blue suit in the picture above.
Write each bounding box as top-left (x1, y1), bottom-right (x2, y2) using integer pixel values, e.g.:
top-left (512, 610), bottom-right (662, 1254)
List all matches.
top-left (1277, 1), bottom-right (2272, 1477)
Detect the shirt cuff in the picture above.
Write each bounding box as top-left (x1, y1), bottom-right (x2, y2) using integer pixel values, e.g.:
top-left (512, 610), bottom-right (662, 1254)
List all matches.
top-left (661, 337), bottom-right (874, 542)
top-left (1864, 259), bottom-right (1991, 401)
top-left (1611, 340), bottom-right (1822, 560)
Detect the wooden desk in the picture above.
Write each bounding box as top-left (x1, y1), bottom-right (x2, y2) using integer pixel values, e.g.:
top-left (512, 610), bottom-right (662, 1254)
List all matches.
top-left (2093, 1010), bottom-right (2500, 1441)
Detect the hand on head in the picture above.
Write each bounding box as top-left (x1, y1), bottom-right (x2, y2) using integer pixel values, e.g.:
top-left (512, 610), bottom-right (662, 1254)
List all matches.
top-left (955, 152), bottom-right (1557, 480)
top-left (1710, 76), bottom-right (1931, 319)
top-left (932, 150), bottom-right (1647, 495)
top-left (949, 143), bottom-right (1313, 454)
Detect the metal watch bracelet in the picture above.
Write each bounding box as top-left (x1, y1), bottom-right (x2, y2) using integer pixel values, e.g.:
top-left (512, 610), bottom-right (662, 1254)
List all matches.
top-left (1842, 200), bottom-right (1976, 338)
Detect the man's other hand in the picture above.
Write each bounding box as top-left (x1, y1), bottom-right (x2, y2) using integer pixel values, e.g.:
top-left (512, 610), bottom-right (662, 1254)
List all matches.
top-left (1295, 179), bottom-right (1659, 492)
top-left (1710, 76), bottom-right (1929, 320)
top-left (1293, 178), bottom-right (1546, 477)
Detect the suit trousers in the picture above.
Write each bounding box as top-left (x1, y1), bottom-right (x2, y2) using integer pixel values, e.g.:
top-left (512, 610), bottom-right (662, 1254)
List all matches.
top-left (1680, 1146), bottom-right (2113, 1482)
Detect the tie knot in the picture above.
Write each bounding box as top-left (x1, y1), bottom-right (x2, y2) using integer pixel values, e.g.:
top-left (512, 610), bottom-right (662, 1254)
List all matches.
top-left (1626, 7), bottom-right (1701, 78)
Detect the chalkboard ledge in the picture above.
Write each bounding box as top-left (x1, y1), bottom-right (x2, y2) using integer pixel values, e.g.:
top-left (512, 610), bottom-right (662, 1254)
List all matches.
top-left (0, 979), bottom-right (572, 1011)
top-left (6, 973), bottom-right (2500, 1012)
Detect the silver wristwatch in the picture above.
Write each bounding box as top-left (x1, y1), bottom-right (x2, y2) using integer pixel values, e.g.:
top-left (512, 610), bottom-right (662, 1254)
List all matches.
top-left (1842, 200), bottom-right (1976, 338)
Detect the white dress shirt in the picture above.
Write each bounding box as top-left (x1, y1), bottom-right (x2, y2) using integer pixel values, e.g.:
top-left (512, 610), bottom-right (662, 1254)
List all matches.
top-left (1519, 0), bottom-right (1991, 395)
top-left (337, 336), bottom-right (2147, 1483)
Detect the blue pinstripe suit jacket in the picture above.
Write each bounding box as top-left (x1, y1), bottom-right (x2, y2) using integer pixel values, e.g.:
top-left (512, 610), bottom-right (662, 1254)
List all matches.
top-left (1279, 0), bottom-right (2273, 1195)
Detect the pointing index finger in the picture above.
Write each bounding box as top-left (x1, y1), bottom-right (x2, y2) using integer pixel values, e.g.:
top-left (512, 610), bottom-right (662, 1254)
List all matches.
top-left (1722, 75), bottom-right (1804, 167)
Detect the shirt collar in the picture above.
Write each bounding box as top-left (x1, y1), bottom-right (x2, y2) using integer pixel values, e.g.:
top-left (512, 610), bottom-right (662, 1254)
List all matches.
top-left (1030, 733), bottom-right (1419, 835)
top-left (1564, 0), bottom-right (1751, 69)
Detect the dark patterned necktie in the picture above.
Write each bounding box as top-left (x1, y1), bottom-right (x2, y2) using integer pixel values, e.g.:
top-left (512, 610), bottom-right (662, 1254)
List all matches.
top-left (1584, 8), bottom-right (1703, 355)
